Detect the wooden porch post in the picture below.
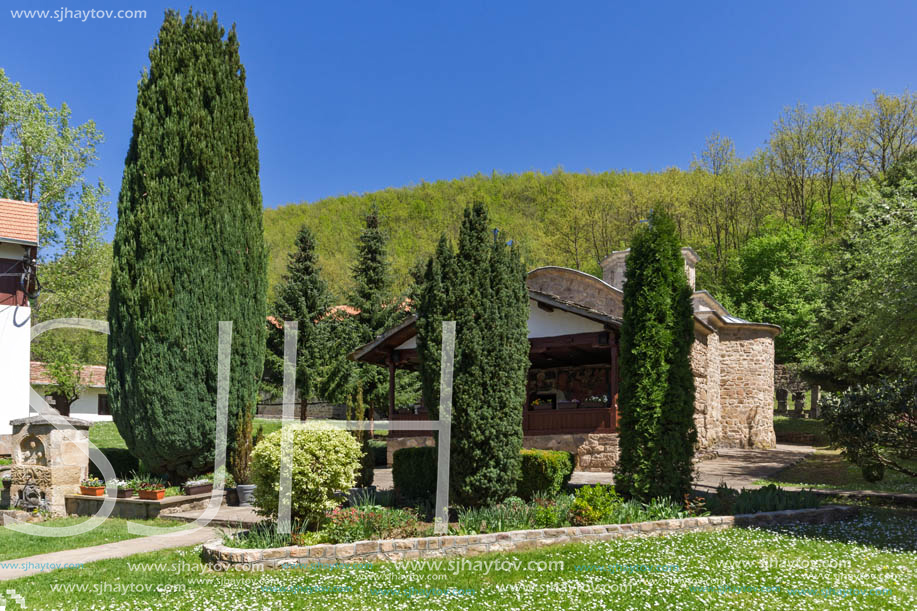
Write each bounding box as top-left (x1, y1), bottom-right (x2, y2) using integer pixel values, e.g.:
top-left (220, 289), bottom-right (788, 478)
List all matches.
top-left (610, 338), bottom-right (619, 430)
top-left (387, 358), bottom-right (396, 422)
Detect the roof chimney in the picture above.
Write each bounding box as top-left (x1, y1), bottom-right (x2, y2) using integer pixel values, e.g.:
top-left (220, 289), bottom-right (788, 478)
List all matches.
top-left (600, 247), bottom-right (700, 291)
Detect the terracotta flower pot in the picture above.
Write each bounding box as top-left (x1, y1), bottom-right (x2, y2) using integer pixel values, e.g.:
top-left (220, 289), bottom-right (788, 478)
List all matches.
top-left (80, 486), bottom-right (105, 497)
top-left (138, 489), bottom-right (165, 501)
top-left (108, 489), bottom-right (134, 499)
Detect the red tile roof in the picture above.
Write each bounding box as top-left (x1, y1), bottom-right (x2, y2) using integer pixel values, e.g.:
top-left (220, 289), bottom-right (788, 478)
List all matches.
top-left (30, 361), bottom-right (106, 388)
top-left (0, 198), bottom-right (39, 245)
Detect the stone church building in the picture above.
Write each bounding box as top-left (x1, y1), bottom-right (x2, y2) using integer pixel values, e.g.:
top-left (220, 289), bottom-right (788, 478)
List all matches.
top-left (352, 247), bottom-right (779, 470)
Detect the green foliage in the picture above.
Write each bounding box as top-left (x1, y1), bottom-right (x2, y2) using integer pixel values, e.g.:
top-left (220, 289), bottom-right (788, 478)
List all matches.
top-left (367, 439), bottom-right (388, 466)
top-left (820, 378), bottom-right (917, 479)
top-left (227, 519), bottom-right (315, 549)
top-left (516, 449), bottom-right (574, 500)
top-left (321, 505), bottom-right (424, 544)
top-left (107, 10), bottom-right (267, 479)
top-left (263, 225), bottom-right (332, 417)
top-left (705, 484), bottom-right (822, 515)
top-left (250, 424), bottom-right (362, 523)
top-left (0, 68), bottom-right (106, 248)
top-left (614, 210), bottom-right (697, 502)
top-left (355, 438), bottom-right (375, 488)
top-left (89, 448), bottom-right (140, 480)
top-left (723, 228), bottom-right (826, 364)
top-left (229, 407), bottom-right (253, 485)
top-left (416, 203), bottom-right (530, 507)
top-left (812, 167), bottom-right (917, 381)
top-left (320, 206), bottom-right (409, 426)
top-left (391, 446), bottom-right (437, 501)
top-left (569, 485), bottom-right (621, 526)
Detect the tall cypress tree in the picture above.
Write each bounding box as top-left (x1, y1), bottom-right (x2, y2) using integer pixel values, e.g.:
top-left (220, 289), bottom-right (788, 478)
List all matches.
top-left (265, 225), bottom-right (331, 419)
top-left (108, 10), bottom-right (266, 480)
top-left (614, 210), bottom-right (696, 501)
top-left (417, 203), bottom-right (528, 507)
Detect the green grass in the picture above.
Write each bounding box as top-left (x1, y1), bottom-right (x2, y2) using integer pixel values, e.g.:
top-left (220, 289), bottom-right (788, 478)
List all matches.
top-left (5, 509), bottom-right (915, 609)
top-left (773, 417), bottom-right (827, 445)
top-left (89, 422), bottom-right (128, 450)
top-left (758, 448), bottom-right (917, 494)
top-left (0, 517), bottom-right (189, 562)
top-left (0, 457), bottom-right (11, 465)
top-left (89, 419), bottom-right (353, 450)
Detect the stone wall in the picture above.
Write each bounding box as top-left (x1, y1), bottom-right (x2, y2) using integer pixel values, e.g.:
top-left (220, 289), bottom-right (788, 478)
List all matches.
top-left (203, 505), bottom-right (858, 568)
top-left (386, 435), bottom-right (435, 466)
top-left (717, 327), bottom-right (776, 449)
top-left (691, 330), bottom-right (721, 452)
top-left (524, 433), bottom-right (619, 472)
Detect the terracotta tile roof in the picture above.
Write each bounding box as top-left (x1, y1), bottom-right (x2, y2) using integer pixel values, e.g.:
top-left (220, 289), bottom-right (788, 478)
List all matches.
top-left (30, 361), bottom-right (107, 388)
top-left (0, 198), bottom-right (39, 245)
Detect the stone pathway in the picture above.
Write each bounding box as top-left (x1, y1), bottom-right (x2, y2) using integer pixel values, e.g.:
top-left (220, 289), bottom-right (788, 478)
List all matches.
top-left (0, 526), bottom-right (219, 581)
top-left (372, 443), bottom-right (815, 492)
top-left (164, 505), bottom-right (261, 527)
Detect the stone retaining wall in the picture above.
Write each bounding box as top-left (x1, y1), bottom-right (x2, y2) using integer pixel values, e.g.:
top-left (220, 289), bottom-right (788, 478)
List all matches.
top-left (202, 505), bottom-right (858, 568)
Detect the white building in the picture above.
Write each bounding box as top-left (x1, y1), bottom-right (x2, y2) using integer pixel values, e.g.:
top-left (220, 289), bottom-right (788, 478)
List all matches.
top-left (0, 198), bottom-right (39, 439)
top-left (30, 361), bottom-right (112, 422)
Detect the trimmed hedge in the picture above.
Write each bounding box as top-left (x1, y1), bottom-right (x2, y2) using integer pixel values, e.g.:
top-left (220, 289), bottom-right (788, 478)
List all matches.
top-left (392, 446), bottom-right (437, 500)
top-left (517, 449), bottom-right (574, 500)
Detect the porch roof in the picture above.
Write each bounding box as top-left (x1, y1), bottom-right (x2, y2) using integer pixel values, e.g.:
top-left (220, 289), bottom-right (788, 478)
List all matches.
top-left (348, 290), bottom-right (622, 368)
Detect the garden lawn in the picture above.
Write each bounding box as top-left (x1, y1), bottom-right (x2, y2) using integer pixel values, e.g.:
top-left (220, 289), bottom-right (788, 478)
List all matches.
top-left (5, 509), bottom-right (915, 610)
top-left (0, 517), bottom-right (189, 562)
top-left (758, 448), bottom-right (917, 494)
top-left (773, 416), bottom-right (827, 445)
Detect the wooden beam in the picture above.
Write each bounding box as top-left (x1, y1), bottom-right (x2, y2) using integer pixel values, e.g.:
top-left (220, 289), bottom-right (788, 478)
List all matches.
top-left (388, 358), bottom-right (396, 421)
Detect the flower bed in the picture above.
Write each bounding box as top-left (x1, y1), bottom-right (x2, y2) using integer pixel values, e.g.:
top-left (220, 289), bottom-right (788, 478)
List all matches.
top-left (203, 504), bottom-right (859, 568)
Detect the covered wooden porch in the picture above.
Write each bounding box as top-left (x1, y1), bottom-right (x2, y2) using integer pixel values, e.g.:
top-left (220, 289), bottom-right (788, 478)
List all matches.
top-left (350, 291), bottom-right (621, 438)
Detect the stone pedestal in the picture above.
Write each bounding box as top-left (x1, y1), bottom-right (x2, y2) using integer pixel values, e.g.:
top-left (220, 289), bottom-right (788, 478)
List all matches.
top-left (9, 415), bottom-right (91, 516)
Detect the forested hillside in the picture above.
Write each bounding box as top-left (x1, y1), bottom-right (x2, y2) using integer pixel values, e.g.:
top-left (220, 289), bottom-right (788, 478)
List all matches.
top-left (264, 92), bottom-right (916, 307)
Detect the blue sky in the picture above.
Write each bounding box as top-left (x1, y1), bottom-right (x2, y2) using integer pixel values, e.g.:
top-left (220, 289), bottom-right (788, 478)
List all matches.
top-left (4, 0), bottom-right (916, 235)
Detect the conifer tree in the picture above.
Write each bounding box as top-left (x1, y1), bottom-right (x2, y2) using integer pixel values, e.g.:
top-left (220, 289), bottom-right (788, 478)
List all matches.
top-left (417, 203), bottom-right (529, 506)
top-left (614, 210), bottom-right (696, 501)
top-left (108, 10), bottom-right (266, 479)
top-left (265, 225), bottom-right (332, 419)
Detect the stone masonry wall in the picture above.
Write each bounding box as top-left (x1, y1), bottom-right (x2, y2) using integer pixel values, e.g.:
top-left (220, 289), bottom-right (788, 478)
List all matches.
top-left (524, 433), bottom-right (619, 472)
top-left (690, 330), bottom-right (721, 452)
top-left (203, 505), bottom-right (858, 569)
top-left (717, 327), bottom-right (776, 449)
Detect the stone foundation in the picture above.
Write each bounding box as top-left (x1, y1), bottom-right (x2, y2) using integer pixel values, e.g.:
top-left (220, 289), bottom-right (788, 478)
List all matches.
top-left (203, 505), bottom-right (858, 568)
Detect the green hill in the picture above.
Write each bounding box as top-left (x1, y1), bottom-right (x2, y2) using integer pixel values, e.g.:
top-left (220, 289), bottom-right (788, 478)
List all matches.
top-left (263, 168), bottom-right (708, 299)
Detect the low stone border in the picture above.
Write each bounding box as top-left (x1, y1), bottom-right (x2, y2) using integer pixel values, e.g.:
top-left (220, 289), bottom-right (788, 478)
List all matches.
top-left (202, 505), bottom-right (858, 568)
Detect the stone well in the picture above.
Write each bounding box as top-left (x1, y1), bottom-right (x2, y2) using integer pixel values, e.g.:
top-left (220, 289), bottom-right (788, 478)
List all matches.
top-left (9, 415), bottom-right (91, 516)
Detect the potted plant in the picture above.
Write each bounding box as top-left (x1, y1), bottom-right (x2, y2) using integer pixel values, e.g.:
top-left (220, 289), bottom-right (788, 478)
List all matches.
top-left (183, 478), bottom-right (214, 496)
top-left (229, 408), bottom-right (256, 506)
top-left (107, 479), bottom-right (135, 499)
top-left (137, 481), bottom-right (166, 501)
top-left (2, 473), bottom-right (10, 489)
top-left (79, 477), bottom-right (105, 496)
